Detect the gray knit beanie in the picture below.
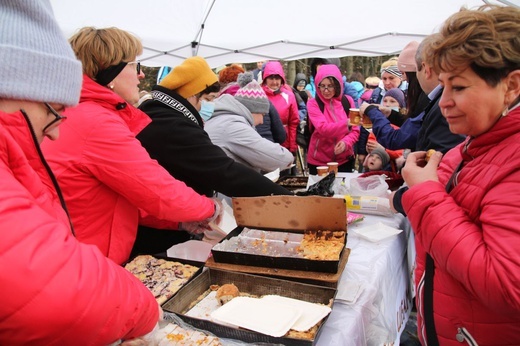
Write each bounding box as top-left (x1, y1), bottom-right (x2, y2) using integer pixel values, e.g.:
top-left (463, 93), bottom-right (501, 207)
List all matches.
top-left (0, 0), bottom-right (82, 106)
top-left (234, 72), bottom-right (270, 115)
top-left (371, 148), bottom-right (390, 168)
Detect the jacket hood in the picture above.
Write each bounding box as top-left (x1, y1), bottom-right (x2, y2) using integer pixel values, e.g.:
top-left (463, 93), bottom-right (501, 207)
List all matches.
top-left (314, 64), bottom-right (344, 103)
top-left (212, 94), bottom-right (254, 126)
top-left (262, 61), bottom-right (286, 84)
top-left (293, 73), bottom-right (308, 89)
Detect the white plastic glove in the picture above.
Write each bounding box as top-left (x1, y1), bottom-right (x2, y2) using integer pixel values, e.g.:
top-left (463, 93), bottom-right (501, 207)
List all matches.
top-left (179, 198), bottom-right (223, 235)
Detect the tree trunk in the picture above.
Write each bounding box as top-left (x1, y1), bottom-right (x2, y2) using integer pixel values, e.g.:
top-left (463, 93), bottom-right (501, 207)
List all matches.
top-left (286, 60), bottom-right (296, 86)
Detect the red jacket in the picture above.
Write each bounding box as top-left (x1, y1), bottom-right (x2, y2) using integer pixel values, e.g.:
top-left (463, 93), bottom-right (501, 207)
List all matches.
top-left (262, 62), bottom-right (300, 153)
top-left (42, 76), bottom-right (215, 264)
top-left (403, 106), bottom-right (520, 345)
top-left (0, 110), bottom-right (158, 344)
top-left (306, 64), bottom-right (360, 167)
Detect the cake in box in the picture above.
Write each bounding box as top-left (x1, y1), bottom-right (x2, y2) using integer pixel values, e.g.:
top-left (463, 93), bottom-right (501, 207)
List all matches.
top-left (211, 195), bottom-right (347, 273)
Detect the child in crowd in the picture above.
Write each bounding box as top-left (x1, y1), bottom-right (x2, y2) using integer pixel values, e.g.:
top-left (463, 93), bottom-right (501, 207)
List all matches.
top-left (364, 148), bottom-right (391, 172)
top-left (382, 87), bottom-right (407, 114)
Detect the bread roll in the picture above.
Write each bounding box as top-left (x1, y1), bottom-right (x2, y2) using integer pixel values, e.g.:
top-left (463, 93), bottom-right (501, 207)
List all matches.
top-left (216, 283), bottom-right (240, 305)
top-left (425, 149), bottom-right (436, 162)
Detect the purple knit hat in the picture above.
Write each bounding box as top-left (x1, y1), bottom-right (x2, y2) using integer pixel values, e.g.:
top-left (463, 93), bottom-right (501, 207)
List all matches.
top-left (384, 88), bottom-right (406, 108)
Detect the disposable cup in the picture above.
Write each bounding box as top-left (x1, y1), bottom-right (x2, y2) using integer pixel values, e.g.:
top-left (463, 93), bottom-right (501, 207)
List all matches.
top-left (316, 166), bottom-right (329, 176)
top-left (349, 108), bottom-right (361, 125)
top-left (327, 162), bottom-right (339, 174)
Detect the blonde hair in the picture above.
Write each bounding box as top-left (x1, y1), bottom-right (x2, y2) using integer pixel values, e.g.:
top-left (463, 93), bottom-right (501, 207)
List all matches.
top-left (429, 5), bottom-right (520, 86)
top-left (69, 27), bottom-right (143, 80)
top-left (380, 57), bottom-right (398, 70)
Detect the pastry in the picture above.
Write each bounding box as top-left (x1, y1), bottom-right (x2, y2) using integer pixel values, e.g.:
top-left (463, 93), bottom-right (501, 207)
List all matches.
top-left (124, 255), bottom-right (199, 305)
top-left (215, 283), bottom-right (240, 305)
top-left (425, 149), bottom-right (436, 162)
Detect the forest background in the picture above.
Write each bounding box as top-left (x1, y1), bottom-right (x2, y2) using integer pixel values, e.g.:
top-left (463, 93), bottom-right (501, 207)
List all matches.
top-left (139, 55), bottom-right (394, 90)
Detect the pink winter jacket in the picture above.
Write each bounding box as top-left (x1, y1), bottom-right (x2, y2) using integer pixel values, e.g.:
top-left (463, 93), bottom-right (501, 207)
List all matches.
top-left (42, 76), bottom-right (215, 265)
top-left (0, 110), bottom-right (158, 344)
top-left (403, 106), bottom-right (520, 345)
top-left (307, 64), bottom-right (360, 167)
top-left (262, 61), bottom-right (300, 153)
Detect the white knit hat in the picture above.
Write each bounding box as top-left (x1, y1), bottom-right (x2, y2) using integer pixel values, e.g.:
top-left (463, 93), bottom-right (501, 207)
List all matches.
top-left (0, 0), bottom-right (83, 106)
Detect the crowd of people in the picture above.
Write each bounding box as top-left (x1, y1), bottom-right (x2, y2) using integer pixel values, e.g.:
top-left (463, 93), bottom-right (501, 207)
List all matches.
top-left (1, 0), bottom-right (519, 345)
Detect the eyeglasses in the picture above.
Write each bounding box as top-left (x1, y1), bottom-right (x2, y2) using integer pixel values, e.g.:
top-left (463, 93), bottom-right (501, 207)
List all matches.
top-left (128, 61), bottom-right (141, 75)
top-left (43, 103), bottom-right (67, 132)
top-left (318, 84), bottom-right (335, 92)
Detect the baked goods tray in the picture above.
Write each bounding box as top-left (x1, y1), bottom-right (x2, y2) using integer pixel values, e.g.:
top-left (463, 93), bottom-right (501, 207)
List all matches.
top-left (162, 268), bottom-right (336, 346)
top-left (276, 175), bottom-right (309, 191)
top-left (206, 247), bottom-right (350, 288)
top-left (211, 227), bottom-right (346, 273)
top-left (124, 255), bottom-right (204, 306)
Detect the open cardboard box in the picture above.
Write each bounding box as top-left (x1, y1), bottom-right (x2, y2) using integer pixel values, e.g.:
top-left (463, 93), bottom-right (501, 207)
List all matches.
top-left (162, 268), bottom-right (336, 346)
top-left (211, 195), bottom-right (347, 274)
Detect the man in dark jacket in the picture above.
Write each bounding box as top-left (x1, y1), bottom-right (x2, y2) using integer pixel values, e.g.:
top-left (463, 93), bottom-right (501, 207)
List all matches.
top-left (389, 35), bottom-right (465, 215)
top-left (134, 56), bottom-right (292, 255)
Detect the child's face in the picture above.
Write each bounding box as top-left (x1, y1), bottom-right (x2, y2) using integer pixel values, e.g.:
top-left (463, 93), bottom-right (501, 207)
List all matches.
top-left (366, 153), bottom-right (383, 171)
top-left (383, 95), bottom-right (400, 108)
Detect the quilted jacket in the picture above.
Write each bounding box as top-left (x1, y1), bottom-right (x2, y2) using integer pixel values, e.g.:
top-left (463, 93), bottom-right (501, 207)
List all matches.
top-left (0, 110), bottom-right (158, 344)
top-left (42, 76), bottom-right (215, 265)
top-left (262, 61), bottom-right (300, 153)
top-left (402, 106), bottom-right (520, 345)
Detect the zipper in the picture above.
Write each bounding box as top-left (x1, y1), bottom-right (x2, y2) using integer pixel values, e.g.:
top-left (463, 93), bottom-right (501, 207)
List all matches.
top-left (456, 327), bottom-right (478, 345)
top-left (417, 272), bottom-right (427, 344)
top-left (21, 111), bottom-right (76, 236)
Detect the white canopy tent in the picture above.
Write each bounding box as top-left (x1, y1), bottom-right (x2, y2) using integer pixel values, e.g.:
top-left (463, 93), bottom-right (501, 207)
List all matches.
top-left (50, 0), bottom-right (519, 68)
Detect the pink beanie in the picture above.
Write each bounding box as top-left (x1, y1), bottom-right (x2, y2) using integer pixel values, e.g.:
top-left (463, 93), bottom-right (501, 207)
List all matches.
top-left (398, 41), bottom-right (419, 72)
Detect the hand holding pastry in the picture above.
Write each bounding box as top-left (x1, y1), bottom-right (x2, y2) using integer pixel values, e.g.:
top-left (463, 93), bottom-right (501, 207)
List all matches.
top-left (401, 150), bottom-right (442, 188)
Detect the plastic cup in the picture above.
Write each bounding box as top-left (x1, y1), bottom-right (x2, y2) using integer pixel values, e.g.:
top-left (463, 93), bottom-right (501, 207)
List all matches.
top-left (317, 166), bottom-right (329, 176)
top-left (362, 113), bottom-right (373, 128)
top-left (349, 108), bottom-right (361, 125)
top-left (327, 162), bottom-right (339, 174)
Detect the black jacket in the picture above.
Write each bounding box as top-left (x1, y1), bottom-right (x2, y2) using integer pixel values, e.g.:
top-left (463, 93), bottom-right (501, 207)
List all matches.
top-left (256, 101), bottom-right (286, 144)
top-left (415, 89), bottom-right (465, 154)
top-left (137, 86), bottom-right (292, 198)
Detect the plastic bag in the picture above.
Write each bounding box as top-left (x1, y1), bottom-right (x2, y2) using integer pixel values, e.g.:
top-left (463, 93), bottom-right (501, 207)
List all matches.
top-left (349, 175), bottom-right (389, 198)
top-left (296, 171), bottom-right (335, 197)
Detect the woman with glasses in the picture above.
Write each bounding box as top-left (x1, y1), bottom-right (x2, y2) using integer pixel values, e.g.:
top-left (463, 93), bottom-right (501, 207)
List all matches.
top-left (306, 64), bottom-right (360, 175)
top-left (41, 27), bottom-right (221, 266)
top-left (0, 2), bottom-right (160, 344)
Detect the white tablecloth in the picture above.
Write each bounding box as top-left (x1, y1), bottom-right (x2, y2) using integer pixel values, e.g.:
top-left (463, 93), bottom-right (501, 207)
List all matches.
top-left (312, 173), bottom-right (415, 346)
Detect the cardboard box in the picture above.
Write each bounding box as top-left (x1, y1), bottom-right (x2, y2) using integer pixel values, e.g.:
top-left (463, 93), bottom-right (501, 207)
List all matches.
top-left (211, 195), bottom-right (347, 273)
top-left (162, 268), bottom-right (336, 346)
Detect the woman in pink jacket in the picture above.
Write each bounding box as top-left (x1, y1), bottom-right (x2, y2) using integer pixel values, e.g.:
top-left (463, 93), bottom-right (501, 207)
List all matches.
top-left (0, 1), bottom-right (158, 344)
top-left (261, 61), bottom-right (300, 155)
top-left (306, 64), bottom-right (360, 175)
top-left (42, 27), bottom-right (220, 265)
top-left (396, 6), bottom-right (520, 345)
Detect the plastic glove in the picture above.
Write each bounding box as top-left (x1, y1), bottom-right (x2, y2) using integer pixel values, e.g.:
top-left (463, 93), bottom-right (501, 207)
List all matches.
top-left (205, 197), bottom-right (223, 225)
top-left (178, 221), bottom-right (209, 235)
top-left (179, 198), bottom-right (222, 235)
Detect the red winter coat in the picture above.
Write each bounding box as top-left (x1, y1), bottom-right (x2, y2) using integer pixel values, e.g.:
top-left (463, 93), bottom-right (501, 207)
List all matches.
top-left (262, 62), bottom-right (300, 153)
top-left (307, 64), bottom-right (360, 167)
top-left (42, 76), bottom-right (215, 265)
top-left (403, 106), bottom-right (520, 345)
top-left (0, 110), bottom-right (158, 344)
